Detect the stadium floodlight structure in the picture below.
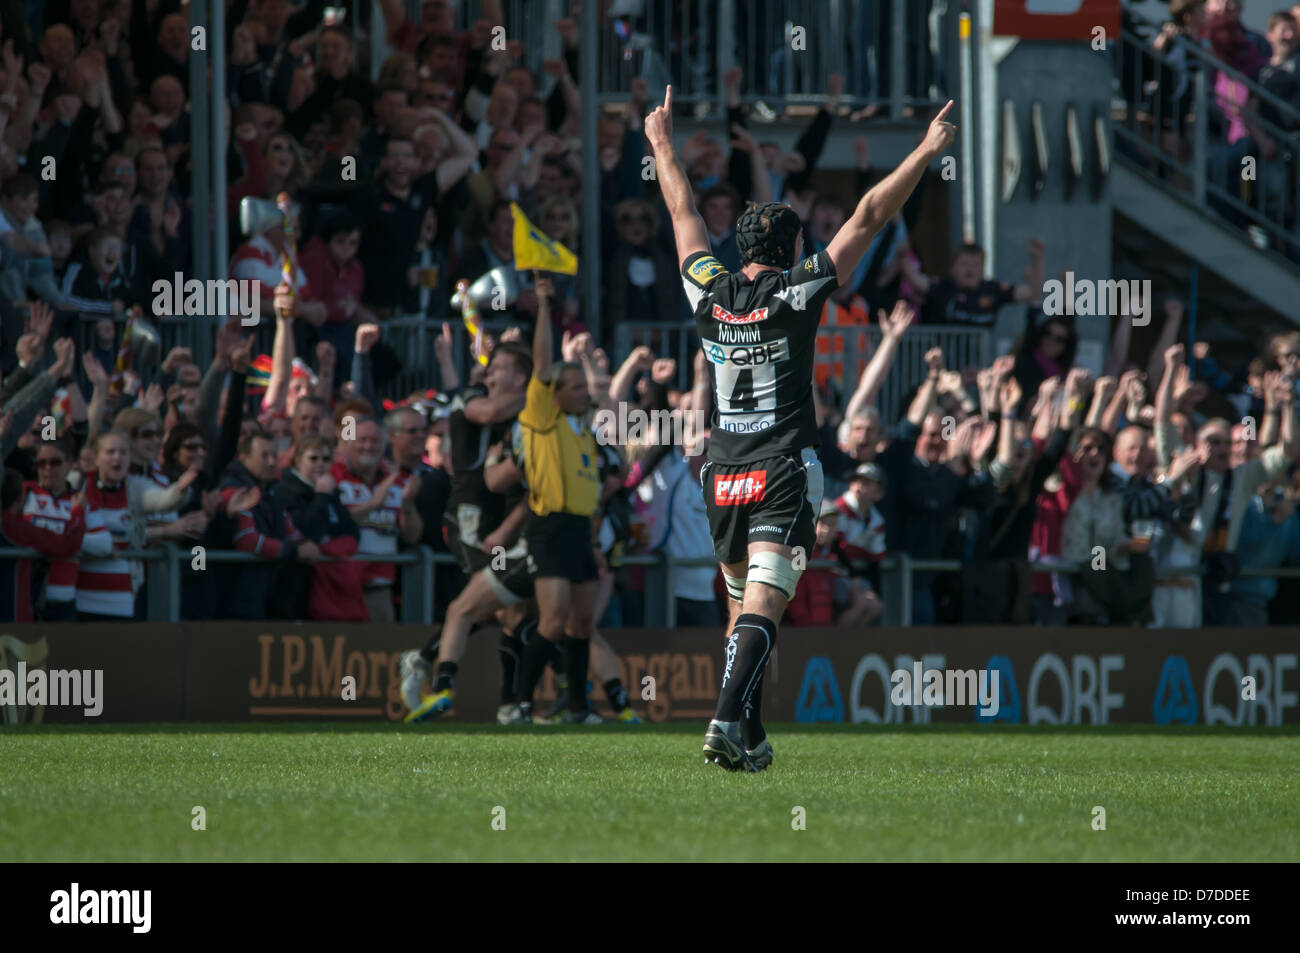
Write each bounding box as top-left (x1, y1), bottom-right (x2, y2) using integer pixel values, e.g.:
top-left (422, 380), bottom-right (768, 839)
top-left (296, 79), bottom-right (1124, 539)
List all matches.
top-left (187, 0), bottom-right (230, 369)
top-left (580, 0), bottom-right (602, 346)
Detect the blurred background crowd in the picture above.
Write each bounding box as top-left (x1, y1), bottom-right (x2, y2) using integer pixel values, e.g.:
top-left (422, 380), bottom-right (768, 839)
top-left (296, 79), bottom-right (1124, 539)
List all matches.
top-left (2, 0), bottom-right (1300, 628)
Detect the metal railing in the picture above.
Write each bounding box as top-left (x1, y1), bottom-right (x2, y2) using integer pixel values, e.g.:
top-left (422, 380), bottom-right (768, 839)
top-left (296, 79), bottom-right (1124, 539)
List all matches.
top-left (0, 545), bottom-right (438, 625)
top-left (5, 543), bottom-right (1296, 627)
top-left (1114, 26), bottom-right (1300, 262)
top-left (459, 0), bottom-right (952, 117)
top-left (597, 0), bottom-right (953, 116)
top-left (620, 551), bottom-right (1300, 627)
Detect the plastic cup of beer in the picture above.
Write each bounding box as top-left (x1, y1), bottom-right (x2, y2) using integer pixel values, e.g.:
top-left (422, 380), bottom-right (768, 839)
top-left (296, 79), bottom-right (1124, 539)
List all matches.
top-left (1130, 519), bottom-right (1155, 554)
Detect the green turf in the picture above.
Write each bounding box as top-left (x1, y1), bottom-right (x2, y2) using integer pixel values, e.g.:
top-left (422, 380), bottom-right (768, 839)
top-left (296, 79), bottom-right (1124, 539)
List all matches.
top-left (2, 724), bottom-right (1296, 862)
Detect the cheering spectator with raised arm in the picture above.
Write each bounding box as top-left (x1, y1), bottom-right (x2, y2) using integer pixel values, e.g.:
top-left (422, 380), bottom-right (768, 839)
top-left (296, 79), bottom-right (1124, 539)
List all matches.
top-left (217, 429), bottom-right (321, 620)
top-left (903, 238), bottom-right (1045, 328)
top-left (877, 346), bottom-right (995, 624)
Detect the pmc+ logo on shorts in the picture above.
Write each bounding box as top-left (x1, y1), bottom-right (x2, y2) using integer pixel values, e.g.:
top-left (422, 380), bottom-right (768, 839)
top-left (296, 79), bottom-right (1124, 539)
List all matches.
top-left (714, 470), bottom-right (767, 505)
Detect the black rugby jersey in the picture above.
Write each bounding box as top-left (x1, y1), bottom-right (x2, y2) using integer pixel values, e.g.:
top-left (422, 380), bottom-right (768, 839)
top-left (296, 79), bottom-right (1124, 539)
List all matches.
top-left (446, 384), bottom-right (512, 537)
top-left (681, 250), bottom-right (839, 465)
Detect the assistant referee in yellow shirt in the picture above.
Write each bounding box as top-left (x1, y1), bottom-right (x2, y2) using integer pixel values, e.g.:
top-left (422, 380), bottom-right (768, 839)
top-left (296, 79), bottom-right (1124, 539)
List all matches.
top-left (514, 272), bottom-right (605, 723)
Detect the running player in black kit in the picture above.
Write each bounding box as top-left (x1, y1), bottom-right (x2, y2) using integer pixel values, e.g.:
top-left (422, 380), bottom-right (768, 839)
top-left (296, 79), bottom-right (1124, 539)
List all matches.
top-left (400, 341), bottom-right (534, 720)
top-left (645, 87), bottom-right (956, 771)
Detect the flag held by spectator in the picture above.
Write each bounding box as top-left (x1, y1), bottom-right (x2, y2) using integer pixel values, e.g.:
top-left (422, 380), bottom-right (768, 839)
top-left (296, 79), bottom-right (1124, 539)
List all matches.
top-left (511, 202), bottom-right (577, 275)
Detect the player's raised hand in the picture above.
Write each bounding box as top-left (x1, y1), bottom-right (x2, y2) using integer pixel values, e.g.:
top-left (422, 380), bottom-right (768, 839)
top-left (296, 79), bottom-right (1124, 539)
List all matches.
top-left (922, 100), bottom-right (957, 158)
top-left (645, 85), bottom-right (673, 148)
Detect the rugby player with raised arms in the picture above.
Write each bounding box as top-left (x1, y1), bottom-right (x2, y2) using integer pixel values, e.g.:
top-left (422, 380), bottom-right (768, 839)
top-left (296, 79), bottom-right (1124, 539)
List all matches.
top-left (644, 86), bottom-right (957, 771)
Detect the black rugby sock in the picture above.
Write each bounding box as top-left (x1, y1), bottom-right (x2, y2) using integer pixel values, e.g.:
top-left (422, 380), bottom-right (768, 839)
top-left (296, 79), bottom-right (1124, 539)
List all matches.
top-left (518, 633), bottom-right (558, 707)
top-left (713, 614), bottom-right (776, 724)
top-left (603, 678), bottom-right (629, 713)
top-left (742, 671), bottom-right (766, 748)
top-left (563, 636), bottom-right (591, 712)
top-left (499, 617), bottom-right (539, 704)
top-left (433, 662), bottom-right (458, 693)
top-left (498, 633), bottom-right (523, 704)
top-left (419, 636), bottom-right (440, 665)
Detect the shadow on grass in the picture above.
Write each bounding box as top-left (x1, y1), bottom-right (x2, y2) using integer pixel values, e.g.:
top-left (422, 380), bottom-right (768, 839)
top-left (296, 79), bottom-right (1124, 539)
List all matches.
top-left (2, 723), bottom-right (1298, 736)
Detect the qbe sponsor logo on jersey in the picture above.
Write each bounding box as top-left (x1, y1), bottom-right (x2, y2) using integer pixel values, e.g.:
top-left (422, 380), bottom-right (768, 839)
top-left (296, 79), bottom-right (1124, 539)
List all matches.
top-left (712, 303), bottom-right (768, 325)
top-left (702, 337), bottom-right (789, 366)
top-left (714, 470), bottom-right (767, 505)
top-left (704, 336), bottom-right (789, 434)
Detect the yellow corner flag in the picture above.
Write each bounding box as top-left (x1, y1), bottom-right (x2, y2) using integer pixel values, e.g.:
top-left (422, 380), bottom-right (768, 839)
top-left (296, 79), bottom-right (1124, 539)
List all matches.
top-left (511, 202), bottom-right (578, 275)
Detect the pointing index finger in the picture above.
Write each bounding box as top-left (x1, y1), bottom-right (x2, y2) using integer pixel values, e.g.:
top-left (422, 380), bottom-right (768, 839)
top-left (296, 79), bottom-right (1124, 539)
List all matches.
top-left (934, 99), bottom-right (955, 124)
top-left (664, 84), bottom-right (673, 113)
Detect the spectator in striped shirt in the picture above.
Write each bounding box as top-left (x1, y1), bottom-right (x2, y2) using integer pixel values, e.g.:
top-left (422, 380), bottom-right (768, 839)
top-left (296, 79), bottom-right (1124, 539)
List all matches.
top-left (332, 416), bottom-right (421, 623)
top-left (22, 436), bottom-right (83, 621)
top-left (77, 430), bottom-right (198, 620)
top-left (1, 468), bottom-right (85, 624)
top-left (115, 407), bottom-right (208, 547)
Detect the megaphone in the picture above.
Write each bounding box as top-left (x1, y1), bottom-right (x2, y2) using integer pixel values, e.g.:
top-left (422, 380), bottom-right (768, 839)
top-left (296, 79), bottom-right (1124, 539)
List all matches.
top-left (449, 267), bottom-right (521, 312)
top-left (239, 196), bottom-right (301, 236)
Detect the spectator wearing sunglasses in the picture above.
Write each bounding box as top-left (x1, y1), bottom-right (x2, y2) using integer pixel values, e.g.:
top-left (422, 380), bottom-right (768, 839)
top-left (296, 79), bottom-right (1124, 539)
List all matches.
top-left (605, 198), bottom-right (678, 327)
top-left (162, 422), bottom-right (225, 619)
top-left (278, 433), bottom-right (366, 621)
top-left (114, 407), bottom-right (209, 547)
top-left (21, 436), bottom-right (85, 621)
top-left (1013, 312), bottom-right (1078, 401)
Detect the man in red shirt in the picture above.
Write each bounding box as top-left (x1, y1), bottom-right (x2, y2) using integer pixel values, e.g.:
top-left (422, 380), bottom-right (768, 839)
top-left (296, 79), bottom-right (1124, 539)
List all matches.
top-left (2, 468), bottom-right (85, 623)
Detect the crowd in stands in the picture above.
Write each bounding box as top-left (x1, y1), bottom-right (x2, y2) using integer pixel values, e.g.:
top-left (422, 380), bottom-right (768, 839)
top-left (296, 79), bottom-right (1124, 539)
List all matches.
top-left (1123, 0), bottom-right (1300, 253)
top-left (1, 0), bottom-right (1298, 629)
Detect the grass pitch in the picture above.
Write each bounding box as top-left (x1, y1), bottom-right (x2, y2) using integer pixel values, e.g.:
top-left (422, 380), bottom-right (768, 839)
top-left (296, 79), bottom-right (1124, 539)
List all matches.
top-left (2, 724), bottom-right (1296, 862)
